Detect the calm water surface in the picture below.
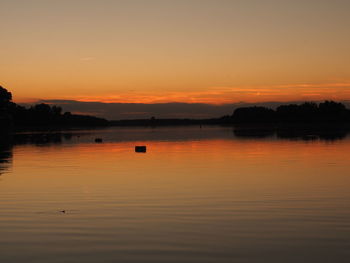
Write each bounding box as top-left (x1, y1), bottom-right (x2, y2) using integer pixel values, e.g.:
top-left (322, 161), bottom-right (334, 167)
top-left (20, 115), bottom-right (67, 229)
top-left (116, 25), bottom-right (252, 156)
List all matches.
top-left (0, 127), bottom-right (350, 263)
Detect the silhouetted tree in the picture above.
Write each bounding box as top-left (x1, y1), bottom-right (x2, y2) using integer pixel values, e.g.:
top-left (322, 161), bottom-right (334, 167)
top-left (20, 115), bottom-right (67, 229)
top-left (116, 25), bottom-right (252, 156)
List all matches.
top-left (232, 106), bottom-right (275, 123)
top-left (234, 101), bottom-right (350, 123)
top-left (0, 86), bottom-right (13, 128)
top-left (276, 102), bottom-right (318, 122)
top-left (0, 86), bottom-right (12, 109)
top-left (1, 86), bottom-right (108, 127)
top-left (318, 101), bottom-right (348, 121)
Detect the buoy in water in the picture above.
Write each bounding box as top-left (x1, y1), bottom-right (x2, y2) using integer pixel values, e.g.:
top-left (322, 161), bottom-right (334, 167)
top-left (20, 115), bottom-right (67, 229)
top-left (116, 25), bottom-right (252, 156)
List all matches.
top-left (135, 146), bottom-right (147, 153)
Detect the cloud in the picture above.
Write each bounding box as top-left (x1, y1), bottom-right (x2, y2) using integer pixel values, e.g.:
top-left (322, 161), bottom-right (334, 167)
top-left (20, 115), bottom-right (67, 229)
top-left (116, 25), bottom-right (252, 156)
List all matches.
top-left (61, 82), bottom-right (350, 105)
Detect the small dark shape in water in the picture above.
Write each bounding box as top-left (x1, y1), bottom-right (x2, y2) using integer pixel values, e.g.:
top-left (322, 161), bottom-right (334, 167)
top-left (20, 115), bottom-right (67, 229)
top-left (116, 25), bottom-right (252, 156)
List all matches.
top-left (59, 210), bottom-right (66, 213)
top-left (135, 146), bottom-right (147, 153)
top-left (95, 138), bottom-right (103, 143)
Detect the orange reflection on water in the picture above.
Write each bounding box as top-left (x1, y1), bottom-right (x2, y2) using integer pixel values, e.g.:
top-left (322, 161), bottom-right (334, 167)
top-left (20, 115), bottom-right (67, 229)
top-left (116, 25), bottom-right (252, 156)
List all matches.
top-left (3, 137), bottom-right (350, 202)
top-left (1, 130), bottom-right (350, 263)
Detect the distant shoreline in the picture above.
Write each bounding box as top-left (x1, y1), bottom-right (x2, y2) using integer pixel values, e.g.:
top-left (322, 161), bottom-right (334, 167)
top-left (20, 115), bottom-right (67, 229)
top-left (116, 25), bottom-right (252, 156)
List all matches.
top-left (2, 86), bottom-right (350, 131)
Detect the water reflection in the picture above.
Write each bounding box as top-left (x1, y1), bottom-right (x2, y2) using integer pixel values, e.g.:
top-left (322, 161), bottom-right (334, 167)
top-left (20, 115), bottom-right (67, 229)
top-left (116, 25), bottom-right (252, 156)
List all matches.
top-left (0, 126), bottom-right (349, 177)
top-left (1, 127), bottom-right (350, 263)
top-left (13, 132), bottom-right (74, 145)
top-left (233, 124), bottom-right (349, 141)
top-left (0, 125), bottom-right (349, 175)
top-left (0, 133), bottom-right (12, 177)
top-left (0, 132), bottom-right (76, 176)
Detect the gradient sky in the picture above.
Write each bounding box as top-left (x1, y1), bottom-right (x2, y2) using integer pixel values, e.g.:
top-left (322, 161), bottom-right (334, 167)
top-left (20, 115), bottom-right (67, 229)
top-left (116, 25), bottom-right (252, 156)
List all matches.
top-left (1, 0), bottom-right (350, 104)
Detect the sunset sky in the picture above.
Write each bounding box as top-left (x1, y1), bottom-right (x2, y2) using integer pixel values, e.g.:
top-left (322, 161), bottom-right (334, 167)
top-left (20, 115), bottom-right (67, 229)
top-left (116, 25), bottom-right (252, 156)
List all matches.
top-left (1, 0), bottom-right (350, 105)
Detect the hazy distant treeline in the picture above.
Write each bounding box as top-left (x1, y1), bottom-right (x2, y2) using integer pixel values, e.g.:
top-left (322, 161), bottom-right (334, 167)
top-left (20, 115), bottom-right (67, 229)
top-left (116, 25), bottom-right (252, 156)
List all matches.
top-left (0, 86), bottom-right (108, 129)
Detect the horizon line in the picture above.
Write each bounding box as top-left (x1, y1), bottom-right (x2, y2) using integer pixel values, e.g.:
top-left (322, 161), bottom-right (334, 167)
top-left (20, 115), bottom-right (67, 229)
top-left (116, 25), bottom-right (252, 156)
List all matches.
top-left (16, 98), bottom-right (350, 106)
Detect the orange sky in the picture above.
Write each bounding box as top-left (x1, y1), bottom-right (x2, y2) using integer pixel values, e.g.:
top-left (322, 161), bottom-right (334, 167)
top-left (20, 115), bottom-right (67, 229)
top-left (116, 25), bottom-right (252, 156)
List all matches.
top-left (1, 0), bottom-right (350, 104)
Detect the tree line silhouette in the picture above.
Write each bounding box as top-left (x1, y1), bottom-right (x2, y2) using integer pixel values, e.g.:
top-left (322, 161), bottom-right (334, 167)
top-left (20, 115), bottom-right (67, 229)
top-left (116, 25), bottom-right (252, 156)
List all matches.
top-left (2, 85), bottom-right (350, 129)
top-left (0, 86), bottom-right (108, 128)
top-left (231, 101), bottom-right (350, 123)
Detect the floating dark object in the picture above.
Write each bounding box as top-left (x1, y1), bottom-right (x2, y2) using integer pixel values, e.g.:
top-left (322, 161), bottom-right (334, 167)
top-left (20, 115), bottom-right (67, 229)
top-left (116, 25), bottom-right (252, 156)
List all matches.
top-left (95, 138), bottom-right (103, 143)
top-left (59, 210), bottom-right (66, 213)
top-left (135, 146), bottom-right (147, 153)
